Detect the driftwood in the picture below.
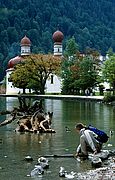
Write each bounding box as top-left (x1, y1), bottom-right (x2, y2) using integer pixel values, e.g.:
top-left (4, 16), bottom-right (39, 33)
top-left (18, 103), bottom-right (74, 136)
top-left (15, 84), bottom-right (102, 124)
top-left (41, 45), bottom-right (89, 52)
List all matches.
top-left (0, 98), bottom-right (44, 128)
top-left (41, 150), bottom-right (113, 158)
top-left (17, 96), bottom-right (43, 114)
top-left (39, 150), bottom-right (115, 168)
top-left (0, 97), bottom-right (55, 133)
top-left (0, 108), bottom-right (18, 127)
top-left (0, 98), bottom-right (55, 133)
top-left (40, 154), bottom-right (74, 158)
top-left (15, 111), bottom-right (55, 133)
top-left (0, 110), bottom-right (11, 115)
top-left (0, 114), bottom-right (16, 127)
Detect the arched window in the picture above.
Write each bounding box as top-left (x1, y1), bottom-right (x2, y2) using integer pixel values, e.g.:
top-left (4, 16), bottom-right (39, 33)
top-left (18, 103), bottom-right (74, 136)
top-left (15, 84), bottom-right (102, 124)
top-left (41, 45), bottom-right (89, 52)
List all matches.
top-left (51, 75), bottom-right (53, 84)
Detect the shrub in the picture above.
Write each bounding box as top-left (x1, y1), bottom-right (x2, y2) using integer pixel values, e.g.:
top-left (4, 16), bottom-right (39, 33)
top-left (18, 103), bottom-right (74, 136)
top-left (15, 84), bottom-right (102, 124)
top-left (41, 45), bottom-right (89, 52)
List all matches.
top-left (103, 95), bottom-right (115, 103)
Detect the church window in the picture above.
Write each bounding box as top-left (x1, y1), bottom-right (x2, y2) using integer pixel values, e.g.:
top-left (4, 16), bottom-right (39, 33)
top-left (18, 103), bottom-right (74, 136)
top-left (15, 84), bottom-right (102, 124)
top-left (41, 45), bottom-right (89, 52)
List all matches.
top-left (51, 75), bottom-right (53, 84)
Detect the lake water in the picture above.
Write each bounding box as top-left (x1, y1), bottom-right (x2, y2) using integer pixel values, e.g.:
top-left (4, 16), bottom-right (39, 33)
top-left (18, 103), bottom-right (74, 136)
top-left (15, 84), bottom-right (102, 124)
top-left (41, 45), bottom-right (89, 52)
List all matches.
top-left (0, 97), bottom-right (115, 180)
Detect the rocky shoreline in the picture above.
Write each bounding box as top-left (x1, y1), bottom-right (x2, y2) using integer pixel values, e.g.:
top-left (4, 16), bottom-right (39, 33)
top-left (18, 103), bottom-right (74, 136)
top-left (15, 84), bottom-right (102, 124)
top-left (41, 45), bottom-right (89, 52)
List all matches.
top-left (58, 150), bottom-right (115, 179)
top-left (25, 150), bottom-right (115, 179)
top-left (76, 156), bottom-right (115, 179)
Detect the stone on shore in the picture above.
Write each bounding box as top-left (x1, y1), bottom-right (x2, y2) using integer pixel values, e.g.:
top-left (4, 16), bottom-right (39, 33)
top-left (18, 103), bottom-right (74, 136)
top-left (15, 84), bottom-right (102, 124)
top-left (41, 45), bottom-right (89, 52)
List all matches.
top-left (91, 157), bottom-right (102, 168)
top-left (89, 150), bottom-right (110, 168)
top-left (89, 150), bottom-right (110, 160)
top-left (75, 157), bottom-right (115, 180)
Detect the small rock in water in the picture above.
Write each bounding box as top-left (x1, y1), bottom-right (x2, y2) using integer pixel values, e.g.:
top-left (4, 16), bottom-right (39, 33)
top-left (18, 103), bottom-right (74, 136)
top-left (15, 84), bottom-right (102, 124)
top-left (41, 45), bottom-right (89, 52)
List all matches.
top-left (76, 157), bottom-right (81, 162)
top-left (31, 165), bottom-right (44, 177)
top-left (65, 148), bottom-right (69, 151)
top-left (91, 157), bottom-right (102, 168)
top-left (59, 167), bottom-right (76, 179)
top-left (59, 166), bottom-right (66, 177)
top-left (65, 171), bottom-right (76, 179)
top-left (26, 174), bottom-right (30, 177)
top-left (95, 150), bottom-right (110, 160)
top-left (37, 157), bottom-right (49, 169)
top-left (4, 155), bottom-right (8, 158)
top-left (24, 155), bottom-right (33, 161)
top-left (89, 150), bottom-right (110, 161)
top-left (107, 143), bottom-right (112, 147)
top-left (109, 150), bottom-right (115, 156)
top-left (38, 157), bottom-right (48, 163)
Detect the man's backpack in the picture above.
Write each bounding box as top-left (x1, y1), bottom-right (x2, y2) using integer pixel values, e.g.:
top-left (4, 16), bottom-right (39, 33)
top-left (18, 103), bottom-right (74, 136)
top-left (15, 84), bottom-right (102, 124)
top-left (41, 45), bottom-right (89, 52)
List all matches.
top-left (88, 125), bottom-right (109, 143)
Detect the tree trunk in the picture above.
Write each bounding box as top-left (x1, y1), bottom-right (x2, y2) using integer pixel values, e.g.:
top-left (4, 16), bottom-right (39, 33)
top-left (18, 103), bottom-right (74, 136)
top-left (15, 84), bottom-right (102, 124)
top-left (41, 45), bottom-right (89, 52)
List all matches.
top-left (113, 81), bottom-right (115, 95)
top-left (40, 81), bottom-right (46, 94)
top-left (23, 88), bottom-right (26, 94)
top-left (40, 86), bottom-right (45, 94)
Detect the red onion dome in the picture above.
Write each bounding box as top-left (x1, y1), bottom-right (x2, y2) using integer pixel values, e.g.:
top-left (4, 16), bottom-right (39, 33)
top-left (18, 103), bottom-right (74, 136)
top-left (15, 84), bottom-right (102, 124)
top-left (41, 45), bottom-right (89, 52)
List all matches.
top-left (20, 35), bottom-right (31, 46)
top-left (52, 30), bottom-right (64, 43)
top-left (8, 56), bottom-right (22, 69)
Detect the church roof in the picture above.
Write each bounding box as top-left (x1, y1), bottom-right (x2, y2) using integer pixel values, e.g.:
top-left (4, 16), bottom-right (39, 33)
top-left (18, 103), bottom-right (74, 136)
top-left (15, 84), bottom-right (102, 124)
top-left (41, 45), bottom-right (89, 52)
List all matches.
top-left (52, 30), bottom-right (64, 43)
top-left (8, 56), bottom-right (22, 69)
top-left (20, 35), bottom-right (31, 46)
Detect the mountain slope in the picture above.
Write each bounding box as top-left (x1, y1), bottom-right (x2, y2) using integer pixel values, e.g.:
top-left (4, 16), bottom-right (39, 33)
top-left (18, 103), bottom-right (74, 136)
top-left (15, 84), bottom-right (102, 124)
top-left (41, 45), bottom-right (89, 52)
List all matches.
top-left (0, 0), bottom-right (115, 80)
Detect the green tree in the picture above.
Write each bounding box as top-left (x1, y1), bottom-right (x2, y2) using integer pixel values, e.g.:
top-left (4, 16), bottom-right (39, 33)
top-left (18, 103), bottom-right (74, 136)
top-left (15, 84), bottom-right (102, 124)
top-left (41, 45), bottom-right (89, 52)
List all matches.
top-left (9, 63), bottom-right (29, 94)
top-left (62, 47), bottom-right (99, 95)
top-left (62, 37), bottom-right (81, 94)
top-left (102, 54), bottom-right (115, 95)
top-left (9, 54), bottom-right (61, 94)
top-left (75, 56), bottom-right (98, 94)
top-left (7, 27), bottom-right (18, 44)
top-left (64, 36), bottom-right (79, 56)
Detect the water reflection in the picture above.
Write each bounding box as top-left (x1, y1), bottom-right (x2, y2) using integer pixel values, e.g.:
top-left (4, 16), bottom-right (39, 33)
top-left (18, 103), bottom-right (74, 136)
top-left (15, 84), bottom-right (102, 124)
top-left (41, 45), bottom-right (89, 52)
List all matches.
top-left (0, 97), bottom-right (115, 180)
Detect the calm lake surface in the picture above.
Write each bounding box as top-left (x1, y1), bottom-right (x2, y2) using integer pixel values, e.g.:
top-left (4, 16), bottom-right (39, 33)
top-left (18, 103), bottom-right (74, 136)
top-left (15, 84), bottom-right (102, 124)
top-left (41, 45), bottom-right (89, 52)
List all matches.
top-left (0, 97), bottom-right (115, 180)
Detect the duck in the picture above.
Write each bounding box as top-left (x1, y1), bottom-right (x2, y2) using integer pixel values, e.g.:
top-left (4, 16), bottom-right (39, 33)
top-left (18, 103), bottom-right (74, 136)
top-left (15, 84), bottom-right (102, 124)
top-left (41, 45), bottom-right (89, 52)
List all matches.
top-left (110, 130), bottom-right (113, 136)
top-left (65, 126), bottom-right (71, 132)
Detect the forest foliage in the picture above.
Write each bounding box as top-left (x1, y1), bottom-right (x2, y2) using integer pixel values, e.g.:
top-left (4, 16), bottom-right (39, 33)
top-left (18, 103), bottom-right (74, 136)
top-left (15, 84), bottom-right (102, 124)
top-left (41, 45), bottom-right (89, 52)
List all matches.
top-left (0, 0), bottom-right (115, 81)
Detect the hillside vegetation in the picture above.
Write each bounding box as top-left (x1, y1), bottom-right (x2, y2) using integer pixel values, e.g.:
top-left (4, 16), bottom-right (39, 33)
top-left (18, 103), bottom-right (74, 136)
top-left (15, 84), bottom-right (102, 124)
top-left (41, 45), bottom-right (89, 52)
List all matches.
top-left (0, 0), bottom-right (115, 80)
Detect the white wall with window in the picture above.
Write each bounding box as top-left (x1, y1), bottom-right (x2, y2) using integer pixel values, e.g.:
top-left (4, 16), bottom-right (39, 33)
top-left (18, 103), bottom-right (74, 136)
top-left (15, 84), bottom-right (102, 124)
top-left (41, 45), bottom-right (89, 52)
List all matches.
top-left (45, 74), bottom-right (62, 93)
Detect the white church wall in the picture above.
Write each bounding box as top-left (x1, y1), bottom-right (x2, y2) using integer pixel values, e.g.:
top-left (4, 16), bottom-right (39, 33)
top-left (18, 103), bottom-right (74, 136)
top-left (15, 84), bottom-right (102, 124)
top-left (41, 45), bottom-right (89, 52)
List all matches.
top-left (45, 74), bottom-right (62, 94)
top-left (6, 69), bottom-right (29, 94)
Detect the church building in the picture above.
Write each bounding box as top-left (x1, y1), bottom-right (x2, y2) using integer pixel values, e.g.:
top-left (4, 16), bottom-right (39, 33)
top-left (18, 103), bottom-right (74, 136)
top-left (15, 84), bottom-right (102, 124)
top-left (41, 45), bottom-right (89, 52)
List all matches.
top-left (6, 30), bottom-right (64, 94)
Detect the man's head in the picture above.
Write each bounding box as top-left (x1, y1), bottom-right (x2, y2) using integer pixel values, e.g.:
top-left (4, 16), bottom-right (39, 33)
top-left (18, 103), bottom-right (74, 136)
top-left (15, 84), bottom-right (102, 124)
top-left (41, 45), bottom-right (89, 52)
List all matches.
top-left (75, 123), bottom-right (86, 132)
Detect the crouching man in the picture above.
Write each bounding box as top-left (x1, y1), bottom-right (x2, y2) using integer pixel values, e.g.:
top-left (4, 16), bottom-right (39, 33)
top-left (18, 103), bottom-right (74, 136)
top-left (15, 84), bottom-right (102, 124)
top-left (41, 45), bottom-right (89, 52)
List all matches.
top-left (75, 123), bottom-right (102, 159)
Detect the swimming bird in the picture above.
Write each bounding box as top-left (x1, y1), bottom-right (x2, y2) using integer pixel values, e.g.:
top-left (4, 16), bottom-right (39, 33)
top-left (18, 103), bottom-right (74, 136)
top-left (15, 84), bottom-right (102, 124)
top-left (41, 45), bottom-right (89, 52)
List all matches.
top-left (110, 130), bottom-right (113, 136)
top-left (65, 126), bottom-right (71, 132)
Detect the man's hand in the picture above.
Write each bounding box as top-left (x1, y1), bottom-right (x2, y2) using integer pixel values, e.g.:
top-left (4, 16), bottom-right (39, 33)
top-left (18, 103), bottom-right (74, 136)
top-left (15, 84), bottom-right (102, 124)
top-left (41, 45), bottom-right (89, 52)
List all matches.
top-left (74, 152), bottom-right (79, 157)
top-left (93, 150), bottom-right (98, 155)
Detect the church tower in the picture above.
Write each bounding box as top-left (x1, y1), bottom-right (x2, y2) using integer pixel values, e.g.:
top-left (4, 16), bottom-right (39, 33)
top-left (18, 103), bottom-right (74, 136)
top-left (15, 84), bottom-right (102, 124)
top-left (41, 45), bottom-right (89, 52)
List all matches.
top-left (6, 35), bottom-right (31, 94)
top-left (52, 30), bottom-right (64, 56)
top-left (20, 35), bottom-right (31, 55)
